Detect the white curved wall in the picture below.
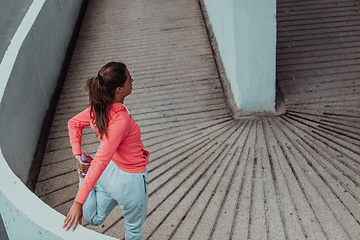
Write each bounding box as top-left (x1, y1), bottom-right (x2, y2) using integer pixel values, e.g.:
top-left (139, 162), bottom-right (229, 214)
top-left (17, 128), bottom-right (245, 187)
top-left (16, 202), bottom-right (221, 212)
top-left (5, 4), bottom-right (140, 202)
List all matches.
top-left (0, 0), bottom-right (83, 183)
top-left (0, 1), bottom-right (116, 239)
top-left (0, 0), bottom-right (33, 64)
top-left (0, 154), bottom-right (115, 240)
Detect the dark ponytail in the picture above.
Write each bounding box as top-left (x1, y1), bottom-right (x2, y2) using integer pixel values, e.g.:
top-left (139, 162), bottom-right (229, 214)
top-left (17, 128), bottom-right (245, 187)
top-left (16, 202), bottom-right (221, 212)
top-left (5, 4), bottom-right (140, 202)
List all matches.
top-left (86, 62), bottom-right (128, 139)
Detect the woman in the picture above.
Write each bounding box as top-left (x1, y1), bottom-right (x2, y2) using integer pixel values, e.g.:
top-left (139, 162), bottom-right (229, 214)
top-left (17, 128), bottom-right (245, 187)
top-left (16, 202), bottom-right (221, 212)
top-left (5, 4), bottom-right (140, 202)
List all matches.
top-left (63, 62), bottom-right (150, 240)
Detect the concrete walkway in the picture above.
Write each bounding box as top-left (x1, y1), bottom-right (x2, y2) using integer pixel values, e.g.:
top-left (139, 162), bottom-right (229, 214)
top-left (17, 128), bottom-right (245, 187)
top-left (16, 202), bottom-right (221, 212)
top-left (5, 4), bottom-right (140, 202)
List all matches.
top-left (34, 0), bottom-right (360, 239)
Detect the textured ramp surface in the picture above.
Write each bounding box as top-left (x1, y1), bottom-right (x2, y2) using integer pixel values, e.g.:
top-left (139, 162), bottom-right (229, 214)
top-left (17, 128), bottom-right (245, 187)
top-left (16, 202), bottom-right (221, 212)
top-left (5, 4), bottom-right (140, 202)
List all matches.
top-left (34, 0), bottom-right (360, 239)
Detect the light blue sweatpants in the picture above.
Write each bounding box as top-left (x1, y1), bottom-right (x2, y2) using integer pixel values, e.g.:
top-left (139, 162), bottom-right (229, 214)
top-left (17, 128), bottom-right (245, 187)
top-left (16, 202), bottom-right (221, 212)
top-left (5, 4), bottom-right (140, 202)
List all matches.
top-left (79, 161), bottom-right (148, 240)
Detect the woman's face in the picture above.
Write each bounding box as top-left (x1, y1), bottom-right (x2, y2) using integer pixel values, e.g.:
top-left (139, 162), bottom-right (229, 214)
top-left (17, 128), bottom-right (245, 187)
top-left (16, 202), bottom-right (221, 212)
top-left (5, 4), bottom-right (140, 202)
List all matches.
top-left (122, 69), bottom-right (133, 97)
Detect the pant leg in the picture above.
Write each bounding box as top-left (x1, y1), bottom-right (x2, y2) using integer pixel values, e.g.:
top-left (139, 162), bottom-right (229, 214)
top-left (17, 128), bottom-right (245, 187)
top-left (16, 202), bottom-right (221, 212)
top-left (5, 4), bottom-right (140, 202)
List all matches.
top-left (107, 168), bottom-right (148, 240)
top-left (79, 170), bottom-right (118, 226)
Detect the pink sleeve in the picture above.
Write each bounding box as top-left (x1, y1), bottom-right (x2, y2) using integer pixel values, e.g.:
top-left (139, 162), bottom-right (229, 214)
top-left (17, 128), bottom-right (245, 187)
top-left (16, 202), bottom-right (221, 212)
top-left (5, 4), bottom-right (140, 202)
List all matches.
top-left (68, 108), bottom-right (91, 156)
top-left (74, 113), bottom-right (130, 204)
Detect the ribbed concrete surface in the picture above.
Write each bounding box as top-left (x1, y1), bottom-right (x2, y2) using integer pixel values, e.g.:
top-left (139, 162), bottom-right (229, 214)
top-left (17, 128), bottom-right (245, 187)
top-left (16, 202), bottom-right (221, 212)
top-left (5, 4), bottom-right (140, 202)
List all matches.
top-left (34, 0), bottom-right (360, 239)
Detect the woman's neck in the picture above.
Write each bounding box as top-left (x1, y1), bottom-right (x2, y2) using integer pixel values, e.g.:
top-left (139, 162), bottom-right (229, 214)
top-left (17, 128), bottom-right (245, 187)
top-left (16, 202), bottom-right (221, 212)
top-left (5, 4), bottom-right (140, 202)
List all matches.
top-left (112, 96), bottom-right (124, 104)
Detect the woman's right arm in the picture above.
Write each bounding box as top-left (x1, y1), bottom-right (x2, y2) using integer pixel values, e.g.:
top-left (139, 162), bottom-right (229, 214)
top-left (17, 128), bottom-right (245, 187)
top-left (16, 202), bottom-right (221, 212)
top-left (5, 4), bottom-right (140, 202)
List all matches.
top-left (64, 108), bottom-right (91, 231)
top-left (68, 107), bottom-right (91, 157)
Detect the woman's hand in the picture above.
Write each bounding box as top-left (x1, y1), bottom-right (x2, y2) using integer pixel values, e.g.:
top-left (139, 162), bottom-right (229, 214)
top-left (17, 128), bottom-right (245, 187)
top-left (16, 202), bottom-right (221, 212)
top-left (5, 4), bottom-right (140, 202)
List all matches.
top-left (63, 201), bottom-right (83, 231)
top-left (74, 154), bottom-right (90, 173)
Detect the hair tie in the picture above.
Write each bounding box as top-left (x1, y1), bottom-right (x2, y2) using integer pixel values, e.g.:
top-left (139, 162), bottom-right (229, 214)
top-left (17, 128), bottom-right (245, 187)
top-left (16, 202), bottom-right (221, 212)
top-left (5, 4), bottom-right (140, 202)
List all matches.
top-left (97, 73), bottom-right (104, 83)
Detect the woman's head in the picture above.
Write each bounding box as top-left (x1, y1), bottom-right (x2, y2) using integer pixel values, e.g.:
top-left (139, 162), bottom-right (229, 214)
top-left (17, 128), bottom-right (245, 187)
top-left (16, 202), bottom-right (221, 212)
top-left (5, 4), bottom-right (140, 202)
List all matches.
top-left (86, 62), bottom-right (131, 139)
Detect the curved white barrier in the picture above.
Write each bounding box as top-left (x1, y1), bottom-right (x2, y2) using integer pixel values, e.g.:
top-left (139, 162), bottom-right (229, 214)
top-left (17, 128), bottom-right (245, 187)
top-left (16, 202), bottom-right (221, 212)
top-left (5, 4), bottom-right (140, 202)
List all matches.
top-left (0, 154), bottom-right (115, 240)
top-left (0, 1), bottom-right (115, 239)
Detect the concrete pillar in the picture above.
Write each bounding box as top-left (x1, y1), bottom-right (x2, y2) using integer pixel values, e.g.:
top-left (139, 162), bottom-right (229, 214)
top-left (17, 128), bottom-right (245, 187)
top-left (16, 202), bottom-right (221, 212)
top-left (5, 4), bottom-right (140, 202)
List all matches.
top-left (202, 0), bottom-right (278, 117)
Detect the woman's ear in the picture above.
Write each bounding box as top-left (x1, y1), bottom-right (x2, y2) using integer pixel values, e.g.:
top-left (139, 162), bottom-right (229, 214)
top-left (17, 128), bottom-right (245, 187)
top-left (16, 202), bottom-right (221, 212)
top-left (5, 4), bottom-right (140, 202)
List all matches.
top-left (115, 87), bottom-right (122, 94)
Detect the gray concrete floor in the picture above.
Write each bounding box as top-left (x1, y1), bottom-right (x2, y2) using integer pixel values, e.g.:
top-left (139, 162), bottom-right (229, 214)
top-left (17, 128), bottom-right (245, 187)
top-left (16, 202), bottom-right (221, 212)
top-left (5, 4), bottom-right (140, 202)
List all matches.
top-left (34, 0), bottom-right (360, 239)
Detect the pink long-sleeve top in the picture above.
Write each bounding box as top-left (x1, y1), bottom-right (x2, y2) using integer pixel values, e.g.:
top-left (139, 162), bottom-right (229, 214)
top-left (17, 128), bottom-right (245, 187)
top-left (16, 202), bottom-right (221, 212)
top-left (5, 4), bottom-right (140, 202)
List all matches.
top-left (68, 103), bottom-right (150, 204)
